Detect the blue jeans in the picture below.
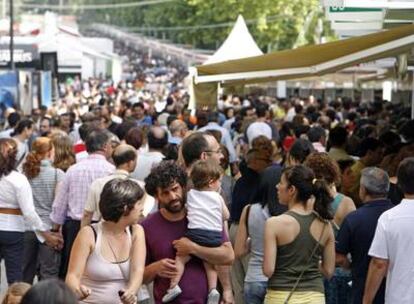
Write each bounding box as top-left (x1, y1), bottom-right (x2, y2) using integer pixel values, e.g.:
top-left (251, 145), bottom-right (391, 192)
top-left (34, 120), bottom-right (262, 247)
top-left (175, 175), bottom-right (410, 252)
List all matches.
top-left (324, 269), bottom-right (352, 304)
top-left (244, 281), bottom-right (267, 304)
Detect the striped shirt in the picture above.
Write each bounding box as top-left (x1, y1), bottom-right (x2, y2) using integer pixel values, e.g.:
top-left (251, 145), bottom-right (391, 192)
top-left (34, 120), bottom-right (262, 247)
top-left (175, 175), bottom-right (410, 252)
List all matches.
top-left (27, 160), bottom-right (65, 229)
top-left (50, 154), bottom-right (115, 225)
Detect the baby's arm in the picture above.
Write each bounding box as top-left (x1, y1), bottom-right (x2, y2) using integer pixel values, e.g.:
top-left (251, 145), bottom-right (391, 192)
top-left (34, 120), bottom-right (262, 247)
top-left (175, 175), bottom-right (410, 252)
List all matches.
top-left (221, 197), bottom-right (230, 222)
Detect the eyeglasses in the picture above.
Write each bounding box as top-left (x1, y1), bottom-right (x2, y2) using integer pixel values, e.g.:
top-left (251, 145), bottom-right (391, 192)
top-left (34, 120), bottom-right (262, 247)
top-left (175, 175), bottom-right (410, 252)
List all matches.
top-left (205, 148), bottom-right (223, 154)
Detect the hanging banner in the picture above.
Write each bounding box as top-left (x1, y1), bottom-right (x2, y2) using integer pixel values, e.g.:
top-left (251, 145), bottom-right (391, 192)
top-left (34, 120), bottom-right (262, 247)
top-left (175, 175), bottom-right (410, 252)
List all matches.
top-left (41, 71), bottom-right (52, 108)
top-left (19, 71), bottom-right (33, 115)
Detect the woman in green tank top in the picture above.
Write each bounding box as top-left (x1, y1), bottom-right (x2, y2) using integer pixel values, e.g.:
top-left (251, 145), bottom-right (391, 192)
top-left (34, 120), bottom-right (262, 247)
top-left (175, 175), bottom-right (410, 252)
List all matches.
top-left (305, 153), bottom-right (356, 304)
top-left (263, 165), bottom-right (336, 304)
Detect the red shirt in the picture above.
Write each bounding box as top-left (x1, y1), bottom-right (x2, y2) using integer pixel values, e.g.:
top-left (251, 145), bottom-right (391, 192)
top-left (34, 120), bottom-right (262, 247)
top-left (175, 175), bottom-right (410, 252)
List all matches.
top-left (73, 142), bottom-right (86, 154)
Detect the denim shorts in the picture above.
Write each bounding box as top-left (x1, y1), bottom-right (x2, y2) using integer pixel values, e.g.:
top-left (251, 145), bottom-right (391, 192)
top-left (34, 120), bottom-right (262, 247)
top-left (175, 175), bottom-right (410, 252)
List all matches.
top-left (244, 281), bottom-right (267, 304)
top-left (185, 228), bottom-right (222, 247)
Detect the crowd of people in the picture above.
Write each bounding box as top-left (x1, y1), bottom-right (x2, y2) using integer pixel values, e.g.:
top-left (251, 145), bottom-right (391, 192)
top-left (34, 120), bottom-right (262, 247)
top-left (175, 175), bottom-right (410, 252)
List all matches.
top-left (0, 38), bottom-right (414, 304)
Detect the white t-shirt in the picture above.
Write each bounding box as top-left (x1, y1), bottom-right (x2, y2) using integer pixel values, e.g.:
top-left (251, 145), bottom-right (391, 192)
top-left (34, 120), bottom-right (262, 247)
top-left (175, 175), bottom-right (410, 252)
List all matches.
top-left (76, 151), bottom-right (89, 163)
top-left (369, 198), bottom-right (414, 304)
top-left (131, 151), bottom-right (164, 181)
top-left (15, 139), bottom-right (29, 171)
top-left (84, 170), bottom-right (155, 219)
top-left (186, 189), bottom-right (223, 232)
top-left (246, 121), bottom-right (272, 145)
top-left (0, 128), bottom-right (13, 139)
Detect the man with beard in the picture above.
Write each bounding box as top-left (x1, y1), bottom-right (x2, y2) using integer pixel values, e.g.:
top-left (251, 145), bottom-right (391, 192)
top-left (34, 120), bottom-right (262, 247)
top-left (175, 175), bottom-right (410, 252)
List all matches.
top-left (39, 117), bottom-right (52, 137)
top-left (142, 161), bottom-right (234, 304)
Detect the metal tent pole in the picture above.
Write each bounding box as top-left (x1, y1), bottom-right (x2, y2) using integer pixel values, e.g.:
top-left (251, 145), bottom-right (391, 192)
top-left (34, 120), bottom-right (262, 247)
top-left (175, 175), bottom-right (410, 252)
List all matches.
top-left (9, 0), bottom-right (14, 70)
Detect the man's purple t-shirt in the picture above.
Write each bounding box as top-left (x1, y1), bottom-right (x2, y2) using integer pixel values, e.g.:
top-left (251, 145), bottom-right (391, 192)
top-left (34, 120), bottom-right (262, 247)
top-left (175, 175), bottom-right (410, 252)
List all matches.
top-left (141, 211), bottom-right (227, 304)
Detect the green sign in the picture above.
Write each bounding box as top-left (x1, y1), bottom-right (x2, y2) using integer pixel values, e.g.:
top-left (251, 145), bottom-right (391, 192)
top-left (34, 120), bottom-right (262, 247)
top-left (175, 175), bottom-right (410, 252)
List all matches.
top-left (329, 7), bottom-right (382, 13)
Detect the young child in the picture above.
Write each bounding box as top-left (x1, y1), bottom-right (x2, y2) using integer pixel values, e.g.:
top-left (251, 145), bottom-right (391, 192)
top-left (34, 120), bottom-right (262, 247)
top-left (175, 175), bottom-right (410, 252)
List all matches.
top-left (2, 282), bottom-right (31, 304)
top-left (162, 159), bottom-right (230, 304)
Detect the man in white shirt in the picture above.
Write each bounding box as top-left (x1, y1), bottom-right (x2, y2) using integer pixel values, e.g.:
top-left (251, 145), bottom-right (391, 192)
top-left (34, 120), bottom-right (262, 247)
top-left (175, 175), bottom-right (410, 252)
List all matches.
top-left (363, 157), bottom-right (414, 304)
top-left (12, 119), bottom-right (33, 171)
top-left (131, 126), bottom-right (167, 181)
top-left (245, 103), bottom-right (278, 146)
top-left (81, 144), bottom-right (155, 228)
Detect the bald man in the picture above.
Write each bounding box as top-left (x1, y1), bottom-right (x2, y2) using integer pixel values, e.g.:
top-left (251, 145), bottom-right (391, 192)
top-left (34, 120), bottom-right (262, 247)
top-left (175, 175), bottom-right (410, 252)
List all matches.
top-left (81, 144), bottom-right (155, 228)
top-left (169, 119), bottom-right (188, 145)
top-left (131, 126), bottom-right (167, 181)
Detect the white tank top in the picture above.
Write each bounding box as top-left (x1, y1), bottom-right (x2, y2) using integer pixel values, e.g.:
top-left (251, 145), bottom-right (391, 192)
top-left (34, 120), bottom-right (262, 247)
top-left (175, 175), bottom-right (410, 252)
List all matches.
top-left (80, 222), bottom-right (131, 304)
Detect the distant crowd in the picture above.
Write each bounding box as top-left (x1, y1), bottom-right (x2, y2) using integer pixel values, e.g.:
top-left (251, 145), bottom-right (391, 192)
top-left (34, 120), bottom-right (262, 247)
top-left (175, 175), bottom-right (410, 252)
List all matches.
top-left (0, 35), bottom-right (414, 304)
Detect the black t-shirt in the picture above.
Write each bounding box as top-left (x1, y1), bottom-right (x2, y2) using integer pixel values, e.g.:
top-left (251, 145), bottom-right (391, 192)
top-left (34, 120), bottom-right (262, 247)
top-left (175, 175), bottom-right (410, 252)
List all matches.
top-left (388, 182), bottom-right (403, 205)
top-left (336, 199), bottom-right (394, 304)
top-left (230, 167), bottom-right (261, 223)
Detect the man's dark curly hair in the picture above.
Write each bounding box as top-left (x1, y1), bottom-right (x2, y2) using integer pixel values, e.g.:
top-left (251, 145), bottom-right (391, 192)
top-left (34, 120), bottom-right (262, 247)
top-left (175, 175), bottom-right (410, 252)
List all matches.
top-left (144, 160), bottom-right (187, 196)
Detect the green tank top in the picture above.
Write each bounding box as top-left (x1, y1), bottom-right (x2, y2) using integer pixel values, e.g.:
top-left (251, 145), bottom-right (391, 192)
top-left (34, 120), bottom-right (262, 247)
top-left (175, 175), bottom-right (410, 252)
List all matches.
top-left (267, 211), bottom-right (325, 293)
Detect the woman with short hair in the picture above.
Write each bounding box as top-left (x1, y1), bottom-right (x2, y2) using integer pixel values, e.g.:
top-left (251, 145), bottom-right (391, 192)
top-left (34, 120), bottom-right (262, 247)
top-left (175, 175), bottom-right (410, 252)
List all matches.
top-left (66, 178), bottom-right (146, 304)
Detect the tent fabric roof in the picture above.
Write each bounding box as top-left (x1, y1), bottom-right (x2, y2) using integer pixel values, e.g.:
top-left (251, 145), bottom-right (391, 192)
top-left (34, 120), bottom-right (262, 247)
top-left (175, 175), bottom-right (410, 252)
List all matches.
top-left (203, 15), bottom-right (263, 65)
top-left (195, 23), bottom-right (414, 86)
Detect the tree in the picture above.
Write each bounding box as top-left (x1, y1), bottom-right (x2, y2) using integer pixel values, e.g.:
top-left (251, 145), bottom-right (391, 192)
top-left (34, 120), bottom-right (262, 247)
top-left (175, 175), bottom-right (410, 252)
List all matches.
top-left (26, 0), bottom-right (335, 51)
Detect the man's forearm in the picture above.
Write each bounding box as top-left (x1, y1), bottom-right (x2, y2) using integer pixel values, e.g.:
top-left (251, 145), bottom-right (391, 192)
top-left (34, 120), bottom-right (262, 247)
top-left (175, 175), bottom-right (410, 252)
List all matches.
top-left (363, 258), bottom-right (388, 304)
top-left (143, 263), bottom-right (158, 284)
top-left (193, 242), bottom-right (234, 265)
top-left (336, 253), bottom-right (351, 270)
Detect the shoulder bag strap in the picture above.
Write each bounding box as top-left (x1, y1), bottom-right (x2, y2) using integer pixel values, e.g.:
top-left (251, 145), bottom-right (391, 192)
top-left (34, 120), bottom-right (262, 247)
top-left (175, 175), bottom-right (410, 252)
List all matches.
top-left (284, 221), bottom-right (327, 304)
top-left (89, 224), bottom-right (97, 243)
top-left (16, 151), bottom-right (27, 168)
top-left (244, 204), bottom-right (252, 237)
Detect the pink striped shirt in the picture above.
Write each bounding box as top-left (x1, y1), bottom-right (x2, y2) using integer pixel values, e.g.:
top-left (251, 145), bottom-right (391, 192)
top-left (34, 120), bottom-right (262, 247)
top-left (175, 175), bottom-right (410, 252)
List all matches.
top-left (50, 154), bottom-right (114, 224)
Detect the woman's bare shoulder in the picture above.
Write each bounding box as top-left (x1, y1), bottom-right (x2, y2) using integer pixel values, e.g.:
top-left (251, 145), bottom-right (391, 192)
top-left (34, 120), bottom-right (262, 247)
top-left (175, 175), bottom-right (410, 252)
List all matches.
top-left (267, 213), bottom-right (296, 226)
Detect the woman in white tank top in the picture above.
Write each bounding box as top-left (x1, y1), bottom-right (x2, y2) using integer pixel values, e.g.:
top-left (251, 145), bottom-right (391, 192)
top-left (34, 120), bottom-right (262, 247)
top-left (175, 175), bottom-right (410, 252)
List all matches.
top-left (66, 179), bottom-right (147, 304)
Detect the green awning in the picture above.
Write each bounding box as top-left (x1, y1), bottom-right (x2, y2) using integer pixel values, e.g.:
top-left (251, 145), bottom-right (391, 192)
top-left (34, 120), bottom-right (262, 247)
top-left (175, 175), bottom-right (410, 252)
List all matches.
top-left (195, 23), bottom-right (414, 87)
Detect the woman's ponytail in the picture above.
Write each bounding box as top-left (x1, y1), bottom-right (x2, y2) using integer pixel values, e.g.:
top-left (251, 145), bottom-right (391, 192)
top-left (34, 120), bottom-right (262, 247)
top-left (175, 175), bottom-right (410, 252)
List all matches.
top-left (312, 179), bottom-right (334, 220)
top-left (23, 152), bottom-right (42, 179)
top-left (283, 165), bottom-right (334, 221)
top-left (22, 137), bottom-right (53, 179)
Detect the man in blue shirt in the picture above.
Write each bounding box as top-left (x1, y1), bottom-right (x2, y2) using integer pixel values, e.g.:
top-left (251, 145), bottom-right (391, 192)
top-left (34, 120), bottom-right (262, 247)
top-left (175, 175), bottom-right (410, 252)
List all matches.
top-left (336, 167), bottom-right (394, 304)
top-left (132, 102), bottom-right (152, 126)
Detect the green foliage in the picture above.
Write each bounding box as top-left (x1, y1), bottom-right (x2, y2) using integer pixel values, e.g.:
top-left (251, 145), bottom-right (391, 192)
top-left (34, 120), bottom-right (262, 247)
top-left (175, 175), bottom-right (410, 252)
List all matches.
top-left (28, 0), bottom-right (336, 52)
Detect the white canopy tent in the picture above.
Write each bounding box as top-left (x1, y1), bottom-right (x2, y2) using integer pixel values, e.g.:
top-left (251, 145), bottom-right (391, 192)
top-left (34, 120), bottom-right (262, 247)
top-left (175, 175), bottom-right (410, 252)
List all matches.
top-left (189, 15), bottom-right (263, 109)
top-left (204, 15), bottom-right (263, 64)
